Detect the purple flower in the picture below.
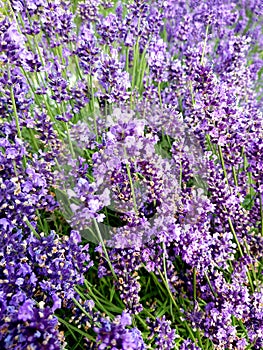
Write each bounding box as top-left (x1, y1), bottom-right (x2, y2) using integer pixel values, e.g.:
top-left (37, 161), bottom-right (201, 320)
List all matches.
top-left (94, 312), bottom-right (146, 350)
top-left (18, 299), bottom-right (35, 322)
top-left (148, 316), bottom-right (178, 350)
top-left (96, 13), bottom-right (121, 45)
top-left (147, 37), bottom-right (170, 82)
top-left (0, 19), bottom-right (41, 70)
top-left (96, 48), bottom-right (131, 103)
top-left (75, 24), bottom-right (100, 75)
top-left (78, 0), bottom-right (100, 22)
top-left (180, 339), bottom-right (201, 350)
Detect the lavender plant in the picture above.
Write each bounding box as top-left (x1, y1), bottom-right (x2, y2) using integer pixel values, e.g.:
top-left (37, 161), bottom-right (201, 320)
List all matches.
top-left (1, 0), bottom-right (263, 349)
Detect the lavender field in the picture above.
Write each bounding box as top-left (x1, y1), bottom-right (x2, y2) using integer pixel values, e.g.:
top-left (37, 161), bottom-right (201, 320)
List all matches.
top-left (0, 0), bottom-right (263, 349)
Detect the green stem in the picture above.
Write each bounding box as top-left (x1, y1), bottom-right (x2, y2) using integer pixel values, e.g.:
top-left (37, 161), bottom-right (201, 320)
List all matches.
top-left (19, 67), bottom-right (63, 137)
top-left (162, 242), bottom-right (169, 289)
top-left (28, 129), bottom-right (39, 151)
top-left (260, 193), bottom-right (263, 237)
top-left (204, 271), bottom-right (217, 298)
top-left (157, 268), bottom-right (178, 310)
top-left (193, 267), bottom-right (197, 301)
top-left (89, 75), bottom-right (98, 141)
top-left (232, 166), bottom-right (238, 187)
top-left (93, 219), bottom-right (117, 280)
top-left (158, 82), bottom-right (163, 108)
top-left (125, 161), bottom-right (138, 215)
top-left (125, 47), bottom-right (129, 72)
top-left (24, 218), bottom-right (41, 239)
top-left (157, 268), bottom-right (196, 343)
top-left (83, 280), bottom-right (115, 318)
top-left (227, 217), bottom-right (254, 292)
top-left (189, 80), bottom-right (195, 107)
top-left (65, 121), bottom-right (75, 158)
top-left (56, 316), bottom-right (96, 341)
top-left (10, 84), bottom-right (22, 140)
top-left (243, 240), bottom-right (257, 292)
top-left (71, 294), bottom-right (95, 319)
top-left (8, 67), bottom-right (27, 168)
top-left (205, 134), bottom-right (216, 154)
top-left (218, 145), bottom-right (229, 187)
top-left (36, 209), bottom-right (47, 234)
top-left (227, 215), bottom-right (243, 257)
top-left (131, 40), bottom-right (139, 90)
top-left (136, 43), bottom-right (149, 91)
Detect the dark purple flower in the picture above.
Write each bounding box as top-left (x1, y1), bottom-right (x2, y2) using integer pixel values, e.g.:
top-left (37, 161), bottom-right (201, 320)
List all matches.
top-left (148, 316), bottom-right (178, 350)
top-left (18, 299), bottom-right (35, 322)
top-left (94, 312), bottom-right (146, 350)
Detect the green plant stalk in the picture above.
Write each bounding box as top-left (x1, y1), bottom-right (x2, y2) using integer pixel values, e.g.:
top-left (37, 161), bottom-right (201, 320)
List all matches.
top-left (162, 242), bottom-right (169, 291)
top-left (158, 82), bottom-right (163, 108)
top-left (218, 145), bottom-right (256, 290)
top-left (189, 80), bottom-right (196, 107)
top-left (135, 314), bottom-right (148, 329)
top-left (10, 84), bottom-right (22, 141)
top-left (137, 55), bottom-right (148, 93)
top-left (205, 134), bottom-right (216, 154)
top-left (71, 46), bottom-right (83, 80)
top-left (196, 330), bottom-right (203, 349)
top-left (243, 239), bottom-right (258, 291)
top-left (125, 161), bottom-right (139, 215)
top-left (157, 268), bottom-right (196, 343)
top-left (131, 13), bottom-right (141, 89)
top-left (248, 171), bottom-right (253, 198)
top-left (83, 280), bottom-right (115, 318)
top-left (204, 271), bottom-right (217, 298)
top-left (28, 129), bottom-right (39, 151)
top-left (232, 166), bottom-right (238, 187)
top-left (136, 43), bottom-right (148, 88)
top-left (218, 145), bottom-right (229, 186)
top-left (125, 47), bottom-right (130, 72)
top-left (64, 117), bottom-right (75, 158)
top-left (244, 152), bottom-right (254, 202)
top-left (260, 193), bottom-right (263, 237)
top-left (161, 242), bottom-right (202, 344)
top-left (227, 215), bottom-right (254, 292)
top-left (147, 270), bottom-right (167, 296)
top-left (193, 267), bottom-right (197, 301)
top-left (36, 209), bottom-right (48, 234)
top-left (93, 219), bottom-right (117, 280)
top-left (84, 279), bottom-right (124, 310)
top-left (9, 72), bottom-right (27, 168)
top-left (226, 215), bottom-right (243, 257)
top-left (162, 18), bottom-right (168, 43)
top-left (237, 146), bottom-right (245, 175)
top-left (89, 75), bottom-right (98, 141)
top-left (19, 67), bottom-right (64, 137)
top-left (131, 39), bottom-right (140, 98)
top-left (72, 295), bottom-right (92, 318)
top-left (157, 268), bottom-right (178, 310)
top-left (24, 218), bottom-right (41, 239)
top-left (205, 339), bottom-right (210, 350)
top-left (15, 11), bottom-right (62, 123)
top-left (56, 316), bottom-right (96, 342)
top-left (141, 65), bottom-right (149, 93)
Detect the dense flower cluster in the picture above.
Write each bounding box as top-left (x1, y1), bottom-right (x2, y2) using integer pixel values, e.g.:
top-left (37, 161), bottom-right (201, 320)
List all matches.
top-left (148, 316), bottom-right (178, 349)
top-left (1, 0), bottom-right (263, 349)
top-left (0, 229), bottom-right (92, 349)
top-left (94, 312), bottom-right (145, 349)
